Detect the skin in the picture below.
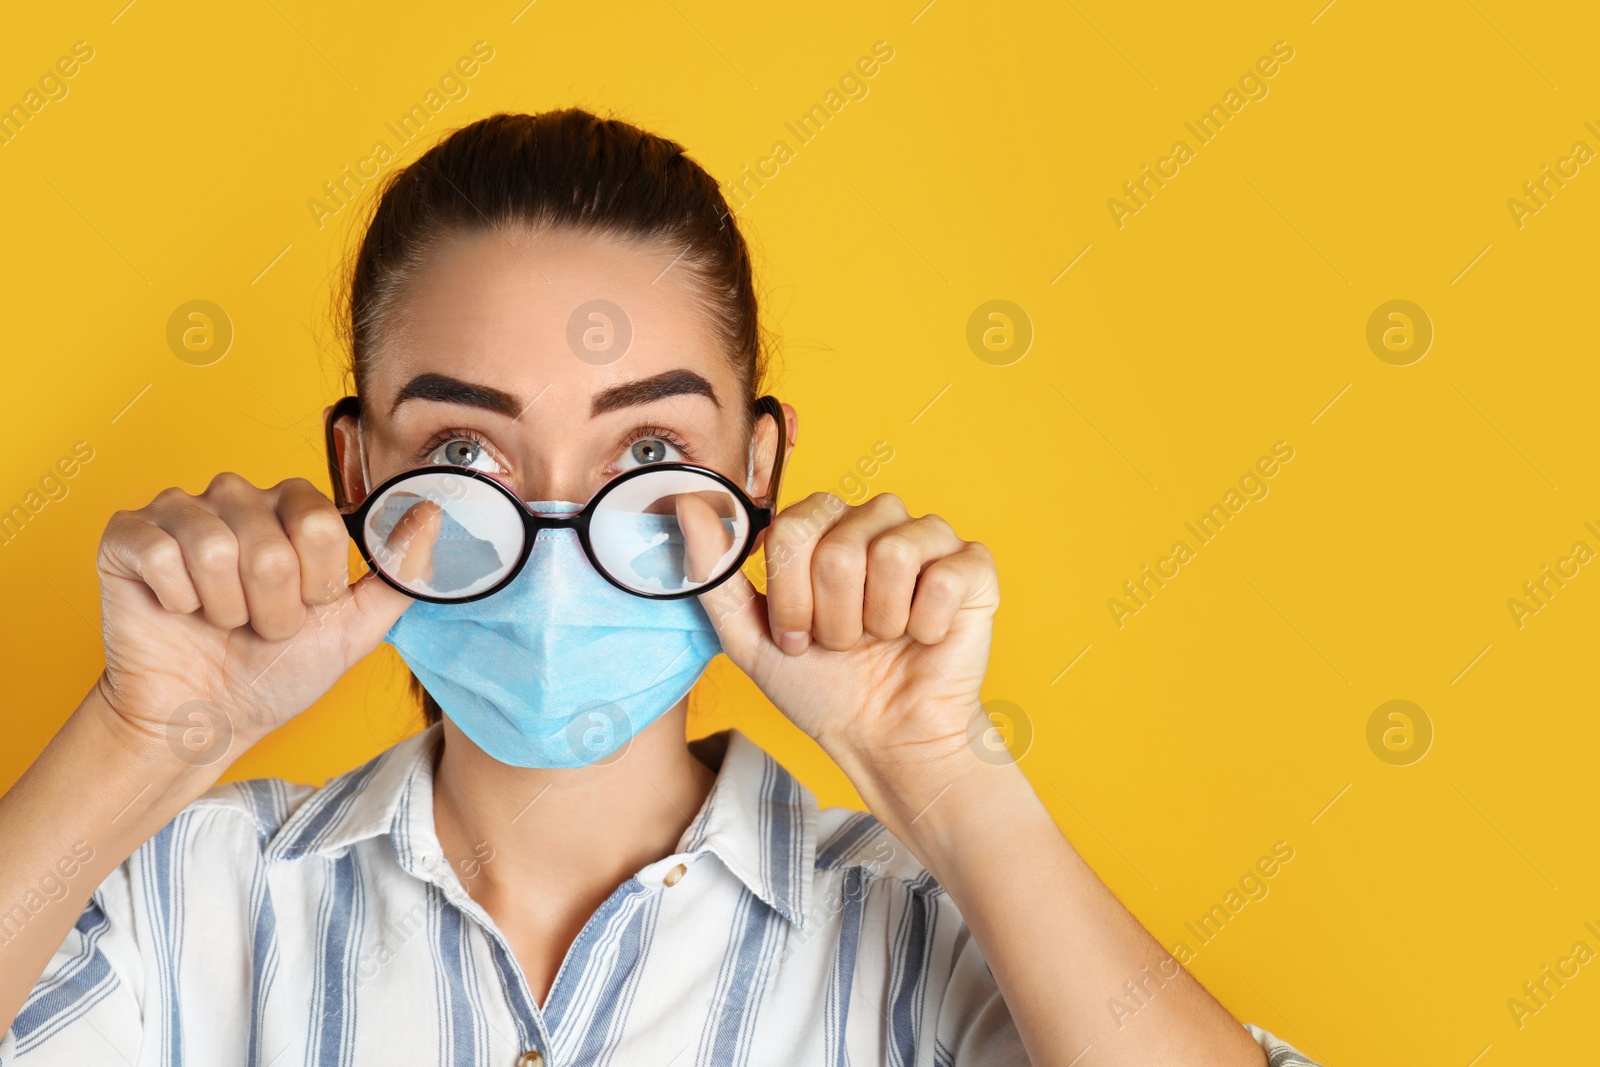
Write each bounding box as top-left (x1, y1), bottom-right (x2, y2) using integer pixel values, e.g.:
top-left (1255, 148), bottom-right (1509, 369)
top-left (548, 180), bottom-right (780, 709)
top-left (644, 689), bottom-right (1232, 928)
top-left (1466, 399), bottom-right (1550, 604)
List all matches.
top-left (0, 224), bottom-right (1268, 1066)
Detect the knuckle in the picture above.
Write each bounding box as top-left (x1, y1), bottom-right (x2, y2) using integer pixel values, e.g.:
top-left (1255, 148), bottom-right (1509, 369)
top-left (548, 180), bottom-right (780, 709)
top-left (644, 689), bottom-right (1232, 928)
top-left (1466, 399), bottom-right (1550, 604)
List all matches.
top-left (870, 492), bottom-right (906, 515)
top-left (191, 533), bottom-right (239, 572)
top-left (205, 471), bottom-right (253, 497)
top-left (143, 538), bottom-right (185, 578)
top-left (802, 491), bottom-right (845, 518)
top-left (771, 512), bottom-right (822, 553)
top-left (245, 542), bottom-right (299, 583)
top-left (869, 534), bottom-right (916, 571)
top-left (923, 567), bottom-right (962, 601)
top-left (813, 542), bottom-right (860, 585)
top-left (767, 515), bottom-right (802, 550)
top-left (293, 507), bottom-right (346, 550)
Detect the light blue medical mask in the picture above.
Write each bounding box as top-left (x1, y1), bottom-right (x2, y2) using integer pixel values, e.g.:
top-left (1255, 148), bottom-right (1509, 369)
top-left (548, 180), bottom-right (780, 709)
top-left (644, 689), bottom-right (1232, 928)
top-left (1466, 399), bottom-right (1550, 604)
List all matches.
top-left (381, 501), bottom-right (724, 768)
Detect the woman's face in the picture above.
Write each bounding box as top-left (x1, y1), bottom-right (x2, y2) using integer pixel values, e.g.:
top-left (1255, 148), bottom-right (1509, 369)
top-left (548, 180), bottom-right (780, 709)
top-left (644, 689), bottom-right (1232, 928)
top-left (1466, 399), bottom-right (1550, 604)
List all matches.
top-left (333, 225), bottom-right (790, 509)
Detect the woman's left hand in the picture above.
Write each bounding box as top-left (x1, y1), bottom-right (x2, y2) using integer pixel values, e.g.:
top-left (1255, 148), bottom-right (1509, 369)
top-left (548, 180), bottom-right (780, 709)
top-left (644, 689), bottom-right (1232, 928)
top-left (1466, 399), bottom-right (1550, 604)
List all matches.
top-left (697, 491), bottom-right (999, 798)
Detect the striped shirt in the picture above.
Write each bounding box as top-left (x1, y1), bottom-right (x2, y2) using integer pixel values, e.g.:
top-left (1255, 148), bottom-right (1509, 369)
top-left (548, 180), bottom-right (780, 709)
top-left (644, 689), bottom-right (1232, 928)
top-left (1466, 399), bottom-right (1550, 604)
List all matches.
top-left (3, 723), bottom-right (1317, 1065)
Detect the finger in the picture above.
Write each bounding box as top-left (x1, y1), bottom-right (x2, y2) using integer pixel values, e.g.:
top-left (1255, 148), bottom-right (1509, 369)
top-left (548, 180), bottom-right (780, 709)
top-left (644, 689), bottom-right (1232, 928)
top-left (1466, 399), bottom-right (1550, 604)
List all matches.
top-left (695, 560), bottom-right (775, 674)
top-left (312, 497), bottom-right (439, 664)
top-left (677, 491), bottom-right (734, 585)
top-left (211, 482), bottom-right (305, 643)
top-left (316, 567), bottom-right (422, 670)
top-left (146, 489), bottom-right (248, 631)
top-left (810, 494), bottom-right (910, 651)
top-left (762, 492), bottom-right (849, 655)
top-left (274, 478), bottom-right (348, 605)
top-left (371, 497), bottom-right (441, 588)
top-left (100, 510), bottom-right (202, 614)
top-left (863, 514), bottom-right (964, 640)
top-left (906, 542), bottom-right (996, 645)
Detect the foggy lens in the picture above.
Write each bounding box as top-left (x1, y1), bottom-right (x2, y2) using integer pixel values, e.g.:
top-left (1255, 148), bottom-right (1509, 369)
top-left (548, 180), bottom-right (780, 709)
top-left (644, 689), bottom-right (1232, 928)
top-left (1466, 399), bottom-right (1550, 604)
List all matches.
top-left (589, 469), bottom-right (747, 595)
top-left (363, 472), bottom-right (524, 598)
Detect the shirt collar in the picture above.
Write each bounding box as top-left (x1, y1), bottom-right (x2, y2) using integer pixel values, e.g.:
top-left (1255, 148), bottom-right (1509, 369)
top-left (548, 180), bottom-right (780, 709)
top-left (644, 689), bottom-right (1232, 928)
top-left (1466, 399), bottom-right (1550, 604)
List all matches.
top-left (263, 724), bottom-right (818, 930)
top-left (263, 723), bottom-right (438, 867)
top-left (678, 729), bottom-right (817, 928)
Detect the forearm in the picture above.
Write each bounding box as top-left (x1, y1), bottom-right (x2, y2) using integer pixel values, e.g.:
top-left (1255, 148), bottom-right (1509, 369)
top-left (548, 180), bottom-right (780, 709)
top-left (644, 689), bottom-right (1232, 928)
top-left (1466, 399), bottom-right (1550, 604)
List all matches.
top-left (838, 749), bottom-right (1266, 1067)
top-left (0, 677), bottom-right (231, 1035)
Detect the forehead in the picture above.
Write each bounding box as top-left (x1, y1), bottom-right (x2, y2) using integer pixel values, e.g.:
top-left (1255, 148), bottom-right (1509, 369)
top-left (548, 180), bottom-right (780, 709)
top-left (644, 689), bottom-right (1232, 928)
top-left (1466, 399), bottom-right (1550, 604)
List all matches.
top-left (367, 224), bottom-right (732, 405)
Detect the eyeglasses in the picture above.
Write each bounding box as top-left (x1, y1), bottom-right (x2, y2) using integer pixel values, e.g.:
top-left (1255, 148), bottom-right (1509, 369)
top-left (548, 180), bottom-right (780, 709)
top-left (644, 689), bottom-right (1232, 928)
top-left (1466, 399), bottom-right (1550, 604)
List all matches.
top-left (322, 394), bottom-right (787, 603)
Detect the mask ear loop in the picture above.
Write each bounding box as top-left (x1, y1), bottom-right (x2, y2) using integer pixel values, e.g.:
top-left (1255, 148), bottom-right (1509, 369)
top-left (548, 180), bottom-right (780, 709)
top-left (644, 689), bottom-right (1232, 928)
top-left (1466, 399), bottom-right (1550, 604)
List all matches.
top-left (356, 416), bottom-right (372, 499)
top-left (744, 432), bottom-right (756, 495)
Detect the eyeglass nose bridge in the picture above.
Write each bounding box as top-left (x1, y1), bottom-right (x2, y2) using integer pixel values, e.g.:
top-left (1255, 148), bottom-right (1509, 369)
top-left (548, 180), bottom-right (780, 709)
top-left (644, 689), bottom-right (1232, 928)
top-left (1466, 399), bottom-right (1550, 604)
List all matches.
top-left (520, 509), bottom-right (583, 526)
top-left (516, 510), bottom-right (592, 556)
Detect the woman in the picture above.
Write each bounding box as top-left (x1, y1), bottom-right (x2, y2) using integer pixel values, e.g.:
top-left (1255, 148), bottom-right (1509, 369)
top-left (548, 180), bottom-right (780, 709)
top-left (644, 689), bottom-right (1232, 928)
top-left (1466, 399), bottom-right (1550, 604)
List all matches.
top-left (0, 110), bottom-right (1315, 1066)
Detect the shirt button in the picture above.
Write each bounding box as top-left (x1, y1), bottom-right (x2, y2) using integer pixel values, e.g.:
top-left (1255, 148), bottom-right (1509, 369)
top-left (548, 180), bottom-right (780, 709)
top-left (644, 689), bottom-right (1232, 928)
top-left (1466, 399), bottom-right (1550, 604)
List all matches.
top-left (663, 862), bottom-right (688, 887)
top-left (517, 1052), bottom-right (544, 1067)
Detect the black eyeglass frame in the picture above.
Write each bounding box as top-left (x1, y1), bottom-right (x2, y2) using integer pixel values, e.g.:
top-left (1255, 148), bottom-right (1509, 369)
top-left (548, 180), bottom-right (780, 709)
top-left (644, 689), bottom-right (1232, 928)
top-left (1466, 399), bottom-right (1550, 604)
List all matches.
top-left (322, 394), bottom-right (788, 604)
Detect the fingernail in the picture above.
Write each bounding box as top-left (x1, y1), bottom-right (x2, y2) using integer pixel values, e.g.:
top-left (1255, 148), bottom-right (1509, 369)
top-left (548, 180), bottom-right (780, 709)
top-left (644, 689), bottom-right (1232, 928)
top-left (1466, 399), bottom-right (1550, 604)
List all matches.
top-left (779, 631), bottom-right (810, 655)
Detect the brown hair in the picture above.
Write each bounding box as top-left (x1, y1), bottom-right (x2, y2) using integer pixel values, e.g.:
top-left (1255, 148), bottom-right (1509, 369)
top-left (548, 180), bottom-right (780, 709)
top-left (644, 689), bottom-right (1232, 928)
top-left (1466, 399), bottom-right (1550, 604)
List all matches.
top-left (335, 108), bottom-right (770, 728)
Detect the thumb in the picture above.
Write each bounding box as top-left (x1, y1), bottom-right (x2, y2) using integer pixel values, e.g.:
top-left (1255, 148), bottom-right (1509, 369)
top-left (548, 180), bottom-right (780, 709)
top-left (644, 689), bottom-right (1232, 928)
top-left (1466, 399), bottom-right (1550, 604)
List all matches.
top-left (316, 496), bottom-right (440, 657)
top-left (697, 563), bottom-right (776, 673)
top-left (316, 567), bottom-right (415, 665)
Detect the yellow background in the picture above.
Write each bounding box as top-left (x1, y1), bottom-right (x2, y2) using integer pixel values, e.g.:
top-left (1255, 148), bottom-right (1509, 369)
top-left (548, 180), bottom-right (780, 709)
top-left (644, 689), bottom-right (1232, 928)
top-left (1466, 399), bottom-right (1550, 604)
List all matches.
top-left (3, 1), bottom-right (1597, 1061)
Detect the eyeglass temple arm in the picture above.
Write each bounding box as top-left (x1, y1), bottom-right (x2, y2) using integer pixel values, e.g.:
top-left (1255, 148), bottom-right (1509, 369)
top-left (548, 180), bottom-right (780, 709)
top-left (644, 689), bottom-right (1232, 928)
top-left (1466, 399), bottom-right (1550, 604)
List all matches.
top-left (753, 395), bottom-right (787, 514)
top-left (324, 395), bottom-right (362, 511)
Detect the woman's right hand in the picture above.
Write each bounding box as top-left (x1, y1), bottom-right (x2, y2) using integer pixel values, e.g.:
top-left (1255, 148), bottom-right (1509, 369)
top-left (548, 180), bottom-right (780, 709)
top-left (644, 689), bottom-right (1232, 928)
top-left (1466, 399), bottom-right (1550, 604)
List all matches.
top-left (92, 472), bottom-right (419, 764)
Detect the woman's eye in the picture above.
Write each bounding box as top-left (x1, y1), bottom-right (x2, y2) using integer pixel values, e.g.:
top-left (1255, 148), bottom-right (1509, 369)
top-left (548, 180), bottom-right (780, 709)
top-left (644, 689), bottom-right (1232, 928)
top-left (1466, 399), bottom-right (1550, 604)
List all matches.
top-left (427, 437), bottom-right (502, 473)
top-left (617, 437), bottom-right (685, 470)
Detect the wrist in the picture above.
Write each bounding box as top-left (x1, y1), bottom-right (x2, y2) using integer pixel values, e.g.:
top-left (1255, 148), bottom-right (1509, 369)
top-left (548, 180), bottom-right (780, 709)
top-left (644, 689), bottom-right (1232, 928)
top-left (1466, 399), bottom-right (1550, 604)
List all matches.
top-left (81, 675), bottom-right (239, 815)
top-left (833, 738), bottom-right (1045, 885)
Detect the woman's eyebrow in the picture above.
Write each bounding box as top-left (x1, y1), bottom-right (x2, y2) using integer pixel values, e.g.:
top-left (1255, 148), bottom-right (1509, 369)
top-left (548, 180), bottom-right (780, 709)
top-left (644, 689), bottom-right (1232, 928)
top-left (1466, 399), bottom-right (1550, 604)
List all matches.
top-left (386, 368), bottom-right (721, 420)
top-left (388, 372), bottom-right (525, 419)
top-left (591, 369), bottom-right (721, 416)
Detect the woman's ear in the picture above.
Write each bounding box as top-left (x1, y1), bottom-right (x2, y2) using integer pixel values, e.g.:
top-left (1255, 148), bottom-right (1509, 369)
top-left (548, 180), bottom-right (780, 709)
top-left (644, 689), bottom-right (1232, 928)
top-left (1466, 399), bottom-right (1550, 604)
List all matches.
top-left (750, 402), bottom-right (797, 503)
top-left (782, 402), bottom-right (797, 464)
top-left (323, 404), bottom-right (368, 507)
